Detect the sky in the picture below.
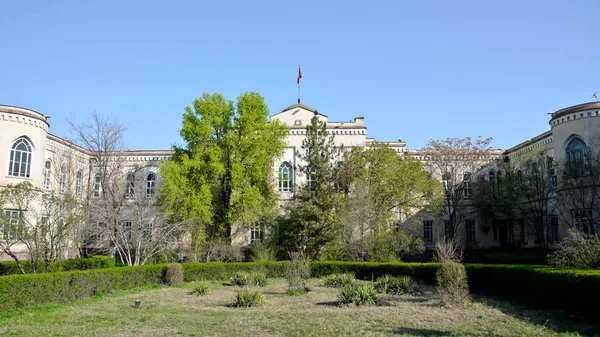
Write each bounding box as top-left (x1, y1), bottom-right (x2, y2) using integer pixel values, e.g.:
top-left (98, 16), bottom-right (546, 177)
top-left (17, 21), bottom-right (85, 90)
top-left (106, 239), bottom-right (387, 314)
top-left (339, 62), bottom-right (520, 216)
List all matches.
top-left (1, 1), bottom-right (599, 151)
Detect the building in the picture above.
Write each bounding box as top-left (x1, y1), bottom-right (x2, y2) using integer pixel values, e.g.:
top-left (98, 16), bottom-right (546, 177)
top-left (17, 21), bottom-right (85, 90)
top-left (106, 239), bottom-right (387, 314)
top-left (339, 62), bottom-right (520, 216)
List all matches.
top-left (1, 101), bottom-right (599, 260)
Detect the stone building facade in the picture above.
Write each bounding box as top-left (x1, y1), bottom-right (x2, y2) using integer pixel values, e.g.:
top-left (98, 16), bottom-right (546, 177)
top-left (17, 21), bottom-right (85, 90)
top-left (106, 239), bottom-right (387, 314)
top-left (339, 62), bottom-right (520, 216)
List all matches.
top-left (1, 101), bottom-right (599, 259)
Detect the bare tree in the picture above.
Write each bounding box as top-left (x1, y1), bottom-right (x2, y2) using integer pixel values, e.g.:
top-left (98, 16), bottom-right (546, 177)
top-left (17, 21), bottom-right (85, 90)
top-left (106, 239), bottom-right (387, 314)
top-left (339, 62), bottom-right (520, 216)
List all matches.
top-left (70, 113), bottom-right (183, 265)
top-left (420, 137), bottom-right (496, 241)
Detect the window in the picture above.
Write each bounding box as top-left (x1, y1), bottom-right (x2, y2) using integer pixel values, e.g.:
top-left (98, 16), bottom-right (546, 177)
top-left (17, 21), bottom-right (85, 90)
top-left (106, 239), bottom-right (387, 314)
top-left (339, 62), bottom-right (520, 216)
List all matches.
top-left (488, 169), bottom-right (496, 182)
top-left (141, 222), bottom-right (153, 241)
top-left (93, 174), bottom-right (101, 197)
top-left (146, 173), bottom-right (156, 197)
top-left (466, 220), bottom-right (476, 243)
top-left (86, 223), bottom-right (102, 244)
top-left (422, 220), bottom-right (433, 243)
top-left (278, 162), bottom-right (293, 192)
top-left (571, 209), bottom-right (595, 235)
top-left (75, 170), bottom-right (83, 198)
top-left (442, 172), bottom-right (451, 192)
top-left (547, 158), bottom-right (557, 190)
top-left (566, 137), bottom-right (588, 174)
top-left (463, 172), bottom-right (473, 198)
top-left (125, 172), bottom-right (135, 198)
top-left (1, 210), bottom-right (23, 241)
top-left (548, 215), bottom-right (559, 243)
top-left (250, 223), bottom-right (264, 243)
top-left (444, 220), bottom-right (454, 241)
top-left (306, 167), bottom-right (316, 189)
top-left (8, 137), bottom-right (33, 178)
top-left (119, 221), bottom-right (132, 241)
top-left (42, 160), bottom-right (52, 189)
top-left (59, 163), bottom-right (68, 194)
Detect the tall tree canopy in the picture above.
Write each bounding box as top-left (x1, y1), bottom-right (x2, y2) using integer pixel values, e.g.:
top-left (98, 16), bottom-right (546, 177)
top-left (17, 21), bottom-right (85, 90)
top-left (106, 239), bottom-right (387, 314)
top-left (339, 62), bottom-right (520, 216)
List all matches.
top-left (160, 92), bottom-right (288, 255)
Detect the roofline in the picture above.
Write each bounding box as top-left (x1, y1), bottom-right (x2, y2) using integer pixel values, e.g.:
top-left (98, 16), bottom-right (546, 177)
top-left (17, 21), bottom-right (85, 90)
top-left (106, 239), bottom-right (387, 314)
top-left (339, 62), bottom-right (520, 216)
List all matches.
top-left (0, 104), bottom-right (49, 125)
top-left (504, 130), bottom-right (553, 154)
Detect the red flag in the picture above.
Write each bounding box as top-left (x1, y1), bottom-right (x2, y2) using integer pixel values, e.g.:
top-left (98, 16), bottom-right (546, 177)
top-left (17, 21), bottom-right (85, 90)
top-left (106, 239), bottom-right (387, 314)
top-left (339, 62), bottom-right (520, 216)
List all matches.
top-left (297, 66), bottom-right (302, 84)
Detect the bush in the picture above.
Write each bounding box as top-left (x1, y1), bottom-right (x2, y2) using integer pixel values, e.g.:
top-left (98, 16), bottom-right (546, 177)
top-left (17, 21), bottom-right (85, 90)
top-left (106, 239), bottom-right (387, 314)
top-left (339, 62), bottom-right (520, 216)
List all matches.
top-left (310, 261), bottom-right (438, 284)
top-left (323, 273), bottom-right (355, 288)
top-left (287, 252), bottom-right (310, 292)
top-left (250, 242), bottom-right (277, 262)
top-left (436, 262), bottom-right (470, 307)
top-left (548, 230), bottom-right (600, 269)
top-left (165, 263), bottom-right (184, 286)
top-left (234, 288), bottom-right (266, 307)
top-left (231, 271), bottom-right (250, 286)
top-left (0, 256), bottom-right (116, 276)
top-left (0, 265), bottom-right (165, 312)
top-left (339, 283), bottom-right (378, 306)
top-left (483, 252), bottom-right (548, 265)
top-left (190, 282), bottom-right (210, 296)
top-left (251, 273), bottom-right (268, 287)
top-left (199, 240), bottom-right (244, 262)
top-left (375, 275), bottom-right (416, 295)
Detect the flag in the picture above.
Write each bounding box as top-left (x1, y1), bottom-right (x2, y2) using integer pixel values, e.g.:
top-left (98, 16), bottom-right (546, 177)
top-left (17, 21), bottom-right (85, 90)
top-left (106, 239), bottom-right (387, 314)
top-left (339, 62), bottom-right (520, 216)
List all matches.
top-left (297, 66), bottom-right (302, 84)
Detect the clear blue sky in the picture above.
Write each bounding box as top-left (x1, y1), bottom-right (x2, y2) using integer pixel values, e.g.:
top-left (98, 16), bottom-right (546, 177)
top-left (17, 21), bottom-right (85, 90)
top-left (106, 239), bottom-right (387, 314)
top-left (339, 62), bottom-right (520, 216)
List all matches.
top-left (1, 1), bottom-right (599, 151)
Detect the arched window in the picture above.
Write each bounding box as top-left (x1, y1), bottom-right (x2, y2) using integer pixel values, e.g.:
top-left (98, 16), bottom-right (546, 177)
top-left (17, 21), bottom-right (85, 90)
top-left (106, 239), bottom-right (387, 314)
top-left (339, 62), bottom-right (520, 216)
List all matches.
top-left (278, 162), bottom-right (293, 192)
top-left (59, 164), bottom-right (68, 194)
top-left (42, 160), bottom-right (52, 189)
top-left (93, 174), bottom-right (101, 197)
top-left (488, 169), bottom-right (496, 182)
top-left (125, 172), bottom-right (135, 198)
top-left (75, 170), bottom-right (83, 198)
top-left (8, 137), bottom-right (32, 178)
top-left (146, 172), bottom-right (156, 197)
top-left (306, 167), bottom-right (316, 189)
top-left (566, 137), bottom-right (588, 173)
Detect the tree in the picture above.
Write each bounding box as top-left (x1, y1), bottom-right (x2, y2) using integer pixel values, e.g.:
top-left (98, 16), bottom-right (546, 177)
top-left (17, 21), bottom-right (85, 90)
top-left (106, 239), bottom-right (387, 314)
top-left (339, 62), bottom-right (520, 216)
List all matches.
top-left (336, 143), bottom-right (443, 260)
top-left (279, 114), bottom-right (342, 258)
top-left (474, 150), bottom-right (556, 248)
top-left (0, 181), bottom-right (85, 273)
top-left (70, 113), bottom-right (181, 266)
top-left (160, 92), bottom-right (288, 260)
top-left (420, 137), bottom-right (495, 241)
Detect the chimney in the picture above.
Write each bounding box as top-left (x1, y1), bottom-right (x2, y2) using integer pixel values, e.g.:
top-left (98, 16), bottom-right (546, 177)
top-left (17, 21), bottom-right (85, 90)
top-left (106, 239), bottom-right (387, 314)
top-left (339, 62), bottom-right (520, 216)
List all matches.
top-left (354, 117), bottom-right (364, 126)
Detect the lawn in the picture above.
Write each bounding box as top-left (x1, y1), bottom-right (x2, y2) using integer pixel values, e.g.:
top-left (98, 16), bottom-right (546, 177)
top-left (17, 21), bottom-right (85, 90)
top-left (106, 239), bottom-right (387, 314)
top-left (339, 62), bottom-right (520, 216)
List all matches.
top-left (0, 279), bottom-right (596, 337)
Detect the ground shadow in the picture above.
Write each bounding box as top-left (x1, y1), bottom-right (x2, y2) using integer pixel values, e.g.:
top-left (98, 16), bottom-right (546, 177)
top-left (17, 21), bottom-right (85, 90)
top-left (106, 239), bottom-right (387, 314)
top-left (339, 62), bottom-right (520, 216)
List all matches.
top-left (315, 301), bottom-right (339, 307)
top-left (376, 327), bottom-right (479, 336)
top-left (472, 294), bottom-right (600, 336)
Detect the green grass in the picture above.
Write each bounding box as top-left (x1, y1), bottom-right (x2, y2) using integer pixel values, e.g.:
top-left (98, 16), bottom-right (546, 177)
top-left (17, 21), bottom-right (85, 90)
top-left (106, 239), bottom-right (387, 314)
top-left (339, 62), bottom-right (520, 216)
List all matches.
top-left (0, 279), bottom-right (595, 336)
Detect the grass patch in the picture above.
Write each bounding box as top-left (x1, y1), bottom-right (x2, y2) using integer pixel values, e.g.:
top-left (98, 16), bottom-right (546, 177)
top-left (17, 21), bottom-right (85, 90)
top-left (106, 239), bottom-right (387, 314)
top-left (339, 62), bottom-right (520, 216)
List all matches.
top-left (283, 289), bottom-right (308, 296)
top-left (0, 279), bottom-right (596, 336)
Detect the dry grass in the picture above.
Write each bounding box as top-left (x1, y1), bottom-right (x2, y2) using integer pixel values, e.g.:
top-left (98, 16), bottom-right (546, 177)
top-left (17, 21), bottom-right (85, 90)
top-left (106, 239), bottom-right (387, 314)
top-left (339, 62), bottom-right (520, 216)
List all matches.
top-left (0, 279), bottom-right (596, 336)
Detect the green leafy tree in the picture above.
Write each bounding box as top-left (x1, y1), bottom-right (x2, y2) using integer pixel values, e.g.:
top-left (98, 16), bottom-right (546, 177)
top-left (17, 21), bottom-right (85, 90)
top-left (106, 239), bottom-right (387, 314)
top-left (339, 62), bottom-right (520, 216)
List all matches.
top-left (279, 114), bottom-right (342, 258)
top-left (337, 143), bottom-right (442, 260)
top-left (160, 92), bottom-right (287, 259)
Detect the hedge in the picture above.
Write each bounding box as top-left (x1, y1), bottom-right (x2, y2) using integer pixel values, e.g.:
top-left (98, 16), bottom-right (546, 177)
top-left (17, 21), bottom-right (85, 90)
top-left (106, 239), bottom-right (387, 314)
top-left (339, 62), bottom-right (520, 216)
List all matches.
top-left (465, 264), bottom-right (600, 312)
top-left (0, 256), bottom-right (116, 276)
top-left (481, 252), bottom-right (548, 265)
top-left (182, 261), bottom-right (288, 281)
top-left (0, 264), bottom-right (165, 312)
top-left (310, 261), bottom-right (439, 283)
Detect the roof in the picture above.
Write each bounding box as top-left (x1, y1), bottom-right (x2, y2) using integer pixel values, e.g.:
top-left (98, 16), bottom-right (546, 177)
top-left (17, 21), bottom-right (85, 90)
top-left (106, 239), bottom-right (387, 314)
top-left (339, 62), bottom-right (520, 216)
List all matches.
top-left (0, 104), bottom-right (49, 125)
top-left (550, 102), bottom-right (600, 120)
top-left (270, 103), bottom-right (328, 118)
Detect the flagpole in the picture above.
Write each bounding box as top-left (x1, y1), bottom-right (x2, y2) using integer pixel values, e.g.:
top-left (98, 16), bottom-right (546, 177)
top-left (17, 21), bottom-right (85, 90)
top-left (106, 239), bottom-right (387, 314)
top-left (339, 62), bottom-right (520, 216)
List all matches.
top-left (297, 64), bottom-right (301, 104)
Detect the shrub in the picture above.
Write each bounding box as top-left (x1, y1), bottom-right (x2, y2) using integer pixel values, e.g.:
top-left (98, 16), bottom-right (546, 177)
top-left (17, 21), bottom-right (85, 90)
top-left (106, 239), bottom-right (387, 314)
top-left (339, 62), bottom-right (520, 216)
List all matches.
top-left (548, 230), bottom-right (600, 269)
top-left (165, 263), bottom-right (184, 286)
top-left (199, 240), bottom-right (244, 262)
top-left (231, 271), bottom-right (250, 286)
top-left (234, 288), bottom-right (266, 307)
top-left (434, 239), bottom-right (463, 263)
top-left (482, 252), bottom-right (547, 265)
top-left (375, 275), bottom-right (416, 295)
top-left (251, 273), bottom-right (268, 287)
top-left (287, 252), bottom-right (310, 292)
top-left (323, 273), bottom-right (355, 288)
top-left (436, 262), bottom-right (470, 307)
top-left (250, 242), bottom-right (277, 262)
top-left (182, 261), bottom-right (288, 281)
top-left (339, 283), bottom-right (378, 306)
top-left (0, 265), bottom-right (165, 312)
top-left (190, 282), bottom-right (210, 296)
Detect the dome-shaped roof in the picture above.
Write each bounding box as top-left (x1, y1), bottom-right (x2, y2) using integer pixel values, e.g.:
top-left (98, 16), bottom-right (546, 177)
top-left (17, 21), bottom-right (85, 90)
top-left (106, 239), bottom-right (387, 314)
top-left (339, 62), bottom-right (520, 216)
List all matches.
top-left (550, 102), bottom-right (600, 120)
